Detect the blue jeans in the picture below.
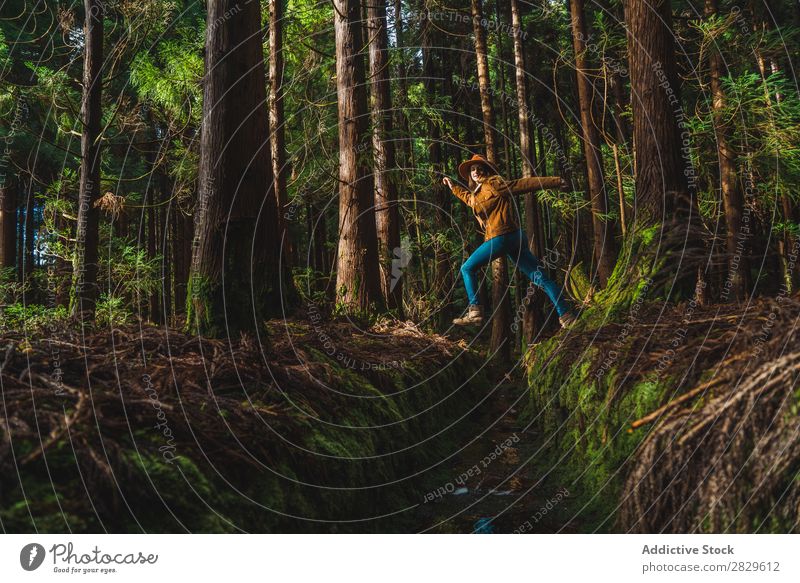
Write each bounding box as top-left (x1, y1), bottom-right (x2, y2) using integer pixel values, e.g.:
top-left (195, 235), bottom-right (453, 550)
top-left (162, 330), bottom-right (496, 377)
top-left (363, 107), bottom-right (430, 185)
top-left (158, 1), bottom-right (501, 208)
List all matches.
top-left (460, 229), bottom-right (571, 317)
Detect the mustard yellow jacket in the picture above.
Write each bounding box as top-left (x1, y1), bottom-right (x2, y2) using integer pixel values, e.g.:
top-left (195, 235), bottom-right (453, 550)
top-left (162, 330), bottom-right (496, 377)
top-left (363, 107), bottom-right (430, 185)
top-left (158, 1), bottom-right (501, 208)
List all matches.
top-left (452, 175), bottom-right (561, 240)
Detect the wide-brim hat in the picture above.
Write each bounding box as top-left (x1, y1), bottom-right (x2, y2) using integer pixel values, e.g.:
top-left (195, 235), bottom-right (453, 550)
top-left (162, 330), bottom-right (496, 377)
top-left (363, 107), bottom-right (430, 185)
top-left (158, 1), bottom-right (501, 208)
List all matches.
top-left (458, 154), bottom-right (498, 182)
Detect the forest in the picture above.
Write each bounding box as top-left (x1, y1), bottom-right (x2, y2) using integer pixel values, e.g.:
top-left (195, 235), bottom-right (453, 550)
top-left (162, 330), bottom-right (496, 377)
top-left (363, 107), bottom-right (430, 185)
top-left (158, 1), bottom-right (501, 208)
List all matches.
top-left (0, 0), bottom-right (798, 534)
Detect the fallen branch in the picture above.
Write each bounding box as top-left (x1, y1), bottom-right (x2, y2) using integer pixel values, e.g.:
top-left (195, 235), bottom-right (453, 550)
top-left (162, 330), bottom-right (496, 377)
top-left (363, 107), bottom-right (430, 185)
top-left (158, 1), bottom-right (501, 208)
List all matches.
top-left (630, 376), bottom-right (726, 429)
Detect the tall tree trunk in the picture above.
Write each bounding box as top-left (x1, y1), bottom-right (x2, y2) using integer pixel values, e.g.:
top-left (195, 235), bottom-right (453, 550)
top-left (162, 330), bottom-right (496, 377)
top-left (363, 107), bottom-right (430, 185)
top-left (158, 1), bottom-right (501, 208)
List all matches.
top-left (753, 17), bottom-right (799, 293)
top-left (171, 203), bottom-right (191, 319)
top-left (471, 0), bottom-right (511, 359)
top-left (494, 0), bottom-right (513, 176)
top-left (393, 0), bottom-right (413, 189)
top-left (536, 124), bottom-right (547, 175)
top-left (596, 0), bottom-right (631, 239)
top-left (54, 212), bottom-right (71, 308)
top-left (0, 181), bottom-right (15, 270)
top-left (625, 0), bottom-right (690, 228)
top-left (306, 197), bottom-right (327, 277)
top-left (570, 0), bottom-right (616, 285)
top-left (422, 2), bottom-right (451, 327)
top-left (147, 187), bottom-right (160, 323)
top-left (705, 0), bottom-right (749, 301)
top-left (269, 0), bottom-right (293, 267)
top-left (187, 0), bottom-right (286, 337)
top-left (622, 0), bottom-right (701, 299)
top-left (16, 203), bottom-right (24, 282)
top-left (511, 0), bottom-right (547, 342)
top-left (159, 174), bottom-right (172, 323)
top-left (70, 0), bottom-right (103, 320)
top-left (608, 66), bottom-right (630, 237)
top-left (471, 0), bottom-right (499, 164)
top-left (334, 0), bottom-right (383, 312)
top-left (368, 0), bottom-right (402, 311)
top-left (24, 179), bottom-right (35, 279)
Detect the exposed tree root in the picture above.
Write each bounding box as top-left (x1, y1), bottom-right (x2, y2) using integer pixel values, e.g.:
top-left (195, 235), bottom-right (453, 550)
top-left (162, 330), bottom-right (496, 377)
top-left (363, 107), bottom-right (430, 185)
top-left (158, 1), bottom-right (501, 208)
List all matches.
top-left (526, 291), bottom-right (800, 533)
top-left (621, 349), bottom-right (800, 533)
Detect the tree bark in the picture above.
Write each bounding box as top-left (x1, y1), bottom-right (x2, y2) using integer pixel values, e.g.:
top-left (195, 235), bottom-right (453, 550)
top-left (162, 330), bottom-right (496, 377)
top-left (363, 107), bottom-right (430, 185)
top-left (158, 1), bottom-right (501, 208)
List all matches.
top-left (705, 0), bottom-right (749, 301)
top-left (24, 179), bottom-right (35, 279)
top-left (511, 0), bottom-right (547, 342)
top-left (186, 0), bottom-right (286, 337)
top-left (625, 0), bottom-right (690, 228)
top-left (70, 0), bottom-right (104, 320)
top-left (471, 0), bottom-right (498, 165)
top-left (753, 16), bottom-right (799, 293)
top-left (16, 202), bottom-right (23, 282)
top-left (623, 0), bottom-right (702, 299)
top-left (393, 0), bottom-right (414, 187)
top-left (159, 173), bottom-right (172, 323)
top-left (608, 64), bottom-right (630, 237)
top-left (147, 186), bottom-right (160, 323)
top-left (570, 0), bottom-right (616, 285)
top-left (171, 202), bottom-right (191, 319)
top-left (422, 2), bottom-right (451, 327)
top-left (471, 0), bottom-right (511, 359)
top-left (333, 0), bottom-right (383, 312)
top-left (0, 181), bottom-right (15, 270)
top-left (269, 0), bottom-right (293, 268)
top-left (368, 0), bottom-right (402, 311)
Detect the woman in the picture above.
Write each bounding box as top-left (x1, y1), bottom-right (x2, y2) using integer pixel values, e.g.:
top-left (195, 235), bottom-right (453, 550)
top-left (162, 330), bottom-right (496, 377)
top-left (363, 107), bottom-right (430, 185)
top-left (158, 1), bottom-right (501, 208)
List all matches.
top-left (442, 154), bottom-right (576, 328)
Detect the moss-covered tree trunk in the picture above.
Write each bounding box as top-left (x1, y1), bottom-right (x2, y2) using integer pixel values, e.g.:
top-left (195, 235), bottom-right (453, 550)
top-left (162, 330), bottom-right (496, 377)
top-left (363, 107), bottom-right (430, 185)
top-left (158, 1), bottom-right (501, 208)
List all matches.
top-left (186, 0), bottom-right (287, 337)
top-left (597, 0), bottom-right (704, 313)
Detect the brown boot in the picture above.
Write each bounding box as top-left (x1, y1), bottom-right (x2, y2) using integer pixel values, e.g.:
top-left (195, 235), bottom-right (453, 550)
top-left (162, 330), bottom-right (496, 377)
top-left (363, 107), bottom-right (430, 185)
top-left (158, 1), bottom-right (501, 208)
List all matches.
top-left (452, 305), bottom-right (484, 326)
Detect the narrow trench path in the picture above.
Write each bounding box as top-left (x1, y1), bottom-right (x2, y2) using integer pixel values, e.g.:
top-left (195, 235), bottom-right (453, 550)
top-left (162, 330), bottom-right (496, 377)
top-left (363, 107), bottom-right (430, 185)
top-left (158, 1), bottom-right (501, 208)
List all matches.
top-left (411, 345), bottom-right (580, 534)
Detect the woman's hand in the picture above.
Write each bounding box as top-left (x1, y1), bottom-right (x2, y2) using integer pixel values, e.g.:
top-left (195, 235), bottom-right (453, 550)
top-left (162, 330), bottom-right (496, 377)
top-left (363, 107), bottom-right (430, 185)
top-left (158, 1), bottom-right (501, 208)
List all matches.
top-left (442, 177), bottom-right (454, 190)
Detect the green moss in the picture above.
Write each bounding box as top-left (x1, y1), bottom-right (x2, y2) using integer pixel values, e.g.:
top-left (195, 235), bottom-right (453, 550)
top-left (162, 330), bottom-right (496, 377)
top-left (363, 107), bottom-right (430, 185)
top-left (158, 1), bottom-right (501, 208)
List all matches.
top-left (522, 332), bottom-right (677, 530)
top-left (184, 274), bottom-right (218, 336)
top-left (2, 333), bottom-right (489, 533)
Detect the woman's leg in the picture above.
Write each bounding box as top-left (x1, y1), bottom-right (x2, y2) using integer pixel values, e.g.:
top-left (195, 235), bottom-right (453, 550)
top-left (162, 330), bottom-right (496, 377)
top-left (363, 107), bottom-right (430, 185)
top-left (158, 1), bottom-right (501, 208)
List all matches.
top-left (460, 236), bottom-right (510, 305)
top-left (505, 230), bottom-right (572, 317)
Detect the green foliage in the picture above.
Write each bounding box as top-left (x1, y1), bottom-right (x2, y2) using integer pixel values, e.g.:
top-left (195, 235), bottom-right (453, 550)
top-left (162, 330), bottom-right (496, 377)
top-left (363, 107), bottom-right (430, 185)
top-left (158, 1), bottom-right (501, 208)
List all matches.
top-left (0, 266), bottom-right (25, 304)
top-left (95, 293), bottom-right (131, 328)
top-left (292, 266), bottom-right (329, 307)
top-left (536, 188), bottom-right (590, 219)
top-left (129, 32), bottom-right (203, 127)
top-left (0, 302), bottom-right (69, 332)
top-left (101, 241), bottom-right (162, 300)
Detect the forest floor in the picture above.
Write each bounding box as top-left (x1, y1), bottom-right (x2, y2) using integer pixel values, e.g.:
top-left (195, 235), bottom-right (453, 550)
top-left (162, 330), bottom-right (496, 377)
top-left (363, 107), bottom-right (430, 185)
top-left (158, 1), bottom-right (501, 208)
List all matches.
top-left (412, 372), bottom-right (580, 534)
top-left (2, 291), bottom-right (798, 533)
top-left (0, 313), bottom-right (576, 532)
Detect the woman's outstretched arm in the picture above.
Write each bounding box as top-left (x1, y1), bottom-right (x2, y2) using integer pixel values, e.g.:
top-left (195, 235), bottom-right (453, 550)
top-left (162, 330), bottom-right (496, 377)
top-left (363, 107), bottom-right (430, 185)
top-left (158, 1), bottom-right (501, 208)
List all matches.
top-left (442, 177), bottom-right (475, 208)
top-left (493, 176), bottom-right (565, 194)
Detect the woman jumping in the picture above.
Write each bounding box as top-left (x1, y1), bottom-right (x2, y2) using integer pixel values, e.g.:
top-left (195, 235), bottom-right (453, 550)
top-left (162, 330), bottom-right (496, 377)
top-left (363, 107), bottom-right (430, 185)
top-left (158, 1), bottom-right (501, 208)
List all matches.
top-left (442, 154), bottom-right (576, 328)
